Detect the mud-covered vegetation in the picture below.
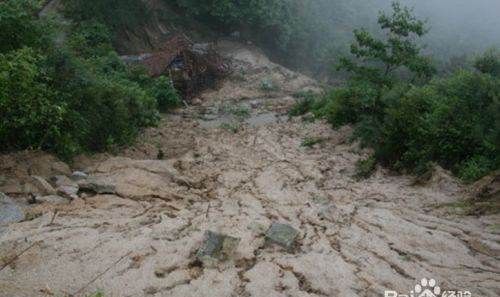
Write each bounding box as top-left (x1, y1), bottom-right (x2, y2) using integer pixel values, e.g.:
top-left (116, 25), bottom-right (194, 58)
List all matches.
top-left (295, 3), bottom-right (500, 182)
top-left (0, 0), bottom-right (179, 158)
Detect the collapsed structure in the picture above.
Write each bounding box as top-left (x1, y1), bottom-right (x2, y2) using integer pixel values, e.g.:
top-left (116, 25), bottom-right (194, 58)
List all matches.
top-left (121, 35), bottom-right (230, 100)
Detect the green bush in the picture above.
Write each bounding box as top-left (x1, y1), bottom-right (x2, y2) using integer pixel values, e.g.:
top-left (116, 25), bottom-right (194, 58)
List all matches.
top-left (0, 4), bottom-right (167, 158)
top-left (301, 137), bottom-right (325, 148)
top-left (0, 0), bottom-right (55, 54)
top-left (355, 156), bottom-right (377, 180)
top-left (289, 92), bottom-right (317, 117)
top-left (149, 76), bottom-right (181, 112)
top-left (61, 0), bottom-right (150, 32)
top-left (46, 49), bottom-right (160, 153)
top-left (326, 70), bottom-right (499, 181)
top-left (475, 49), bottom-right (500, 77)
top-left (67, 21), bottom-right (113, 58)
top-left (303, 2), bottom-right (500, 182)
top-left (0, 48), bottom-right (70, 153)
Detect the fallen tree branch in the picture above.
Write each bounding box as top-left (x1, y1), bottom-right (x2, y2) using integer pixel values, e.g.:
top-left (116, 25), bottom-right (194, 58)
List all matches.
top-left (0, 241), bottom-right (41, 272)
top-left (71, 251), bottom-right (132, 297)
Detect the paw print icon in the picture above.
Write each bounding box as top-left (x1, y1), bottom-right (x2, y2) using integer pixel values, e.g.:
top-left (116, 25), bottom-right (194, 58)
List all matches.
top-left (415, 278), bottom-right (441, 297)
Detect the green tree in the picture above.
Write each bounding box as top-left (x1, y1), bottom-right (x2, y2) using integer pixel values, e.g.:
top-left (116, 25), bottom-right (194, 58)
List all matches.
top-left (339, 1), bottom-right (435, 86)
top-left (475, 49), bottom-right (500, 77)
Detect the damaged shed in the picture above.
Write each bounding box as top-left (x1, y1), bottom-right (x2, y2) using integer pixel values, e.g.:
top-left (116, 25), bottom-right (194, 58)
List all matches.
top-left (121, 35), bottom-right (230, 100)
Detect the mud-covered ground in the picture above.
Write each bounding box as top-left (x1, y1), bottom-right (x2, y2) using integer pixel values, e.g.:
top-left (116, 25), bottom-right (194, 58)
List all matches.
top-left (1, 41), bottom-right (499, 297)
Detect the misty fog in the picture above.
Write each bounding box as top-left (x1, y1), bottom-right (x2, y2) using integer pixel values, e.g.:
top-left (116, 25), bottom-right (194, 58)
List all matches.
top-left (306, 0), bottom-right (500, 66)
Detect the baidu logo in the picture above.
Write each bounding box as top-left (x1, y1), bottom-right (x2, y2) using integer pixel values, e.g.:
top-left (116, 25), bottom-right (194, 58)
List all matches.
top-left (384, 278), bottom-right (472, 297)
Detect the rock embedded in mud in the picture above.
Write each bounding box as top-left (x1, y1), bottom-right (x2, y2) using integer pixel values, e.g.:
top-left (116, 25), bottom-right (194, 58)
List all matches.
top-left (30, 175), bottom-right (57, 196)
top-left (70, 171), bottom-right (88, 181)
top-left (57, 186), bottom-right (79, 200)
top-left (51, 175), bottom-right (74, 187)
top-left (51, 175), bottom-right (79, 200)
top-left (265, 223), bottom-right (300, 251)
top-left (78, 178), bottom-right (116, 195)
top-left (37, 195), bottom-right (68, 204)
top-left (0, 192), bottom-right (25, 226)
top-left (196, 231), bottom-right (241, 266)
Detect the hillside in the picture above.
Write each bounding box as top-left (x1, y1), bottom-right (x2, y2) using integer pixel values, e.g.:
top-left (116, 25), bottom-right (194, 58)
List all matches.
top-left (1, 40), bottom-right (499, 297)
top-left (1, 1), bottom-right (500, 296)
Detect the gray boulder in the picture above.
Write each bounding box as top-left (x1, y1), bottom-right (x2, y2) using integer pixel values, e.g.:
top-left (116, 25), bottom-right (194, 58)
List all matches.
top-left (51, 175), bottom-right (79, 199)
top-left (197, 231), bottom-right (240, 266)
top-left (51, 175), bottom-right (76, 187)
top-left (0, 193), bottom-right (25, 226)
top-left (265, 223), bottom-right (300, 250)
top-left (70, 171), bottom-right (88, 182)
top-left (78, 178), bottom-right (116, 194)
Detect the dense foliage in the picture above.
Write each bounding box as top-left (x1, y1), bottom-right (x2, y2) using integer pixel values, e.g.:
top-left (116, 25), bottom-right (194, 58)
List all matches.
top-left (61, 0), bottom-right (150, 32)
top-left (296, 2), bottom-right (500, 182)
top-left (0, 0), bottom-right (179, 158)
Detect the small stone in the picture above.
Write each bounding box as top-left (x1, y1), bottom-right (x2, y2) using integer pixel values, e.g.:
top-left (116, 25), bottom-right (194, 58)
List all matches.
top-left (192, 98), bottom-right (203, 106)
top-left (154, 265), bottom-right (177, 278)
top-left (249, 100), bottom-right (261, 109)
top-left (78, 178), bottom-right (116, 194)
top-left (31, 176), bottom-right (57, 195)
top-left (265, 223), bottom-right (300, 250)
top-left (37, 195), bottom-right (68, 204)
top-left (70, 171), bottom-right (88, 181)
top-left (0, 192), bottom-right (25, 226)
top-left (51, 175), bottom-right (76, 187)
top-left (144, 286), bottom-right (158, 295)
top-left (57, 185), bottom-right (79, 200)
top-left (196, 231), bottom-right (240, 266)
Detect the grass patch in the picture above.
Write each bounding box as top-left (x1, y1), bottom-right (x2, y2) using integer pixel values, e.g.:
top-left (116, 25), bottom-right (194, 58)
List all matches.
top-left (301, 137), bottom-right (325, 148)
top-left (260, 78), bottom-right (280, 92)
top-left (218, 103), bottom-right (251, 119)
top-left (289, 91), bottom-right (318, 117)
top-left (437, 200), bottom-right (500, 216)
top-left (354, 156), bottom-right (377, 180)
top-left (220, 122), bottom-right (241, 133)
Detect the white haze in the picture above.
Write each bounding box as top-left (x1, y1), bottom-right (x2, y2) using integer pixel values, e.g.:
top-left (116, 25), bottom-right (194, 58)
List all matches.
top-left (359, 0), bottom-right (500, 59)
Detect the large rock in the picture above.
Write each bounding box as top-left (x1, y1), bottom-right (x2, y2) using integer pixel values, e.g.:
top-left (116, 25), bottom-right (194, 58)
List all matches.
top-left (51, 175), bottom-right (79, 199)
top-left (196, 231), bottom-right (241, 266)
top-left (79, 157), bottom-right (196, 199)
top-left (0, 193), bottom-right (25, 226)
top-left (31, 175), bottom-right (57, 195)
top-left (70, 171), bottom-right (88, 182)
top-left (78, 178), bottom-right (116, 195)
top-left (265, 223), bottom-right (300, 251)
